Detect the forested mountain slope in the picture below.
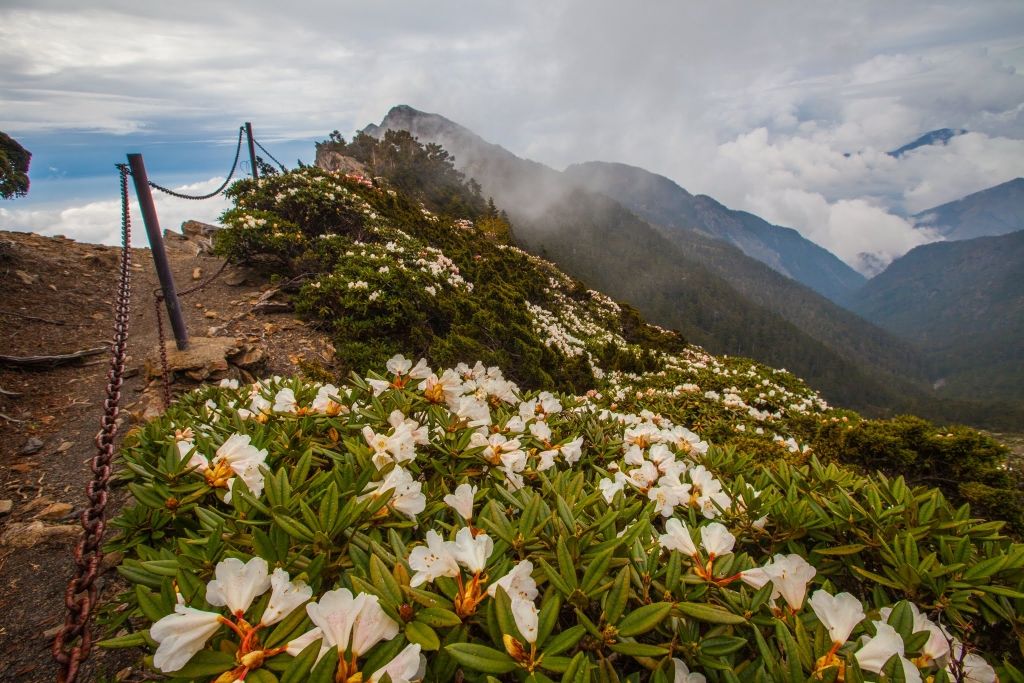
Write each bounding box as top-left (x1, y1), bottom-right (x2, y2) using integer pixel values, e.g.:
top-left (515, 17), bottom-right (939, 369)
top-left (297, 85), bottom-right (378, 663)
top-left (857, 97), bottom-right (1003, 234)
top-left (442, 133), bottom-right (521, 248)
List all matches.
top-left (563, 161), bottom-right (866, 302)
top-left (846, 230), bottom-right (1024, 405)
top-left (912, 177), bottom-right (1024, 242)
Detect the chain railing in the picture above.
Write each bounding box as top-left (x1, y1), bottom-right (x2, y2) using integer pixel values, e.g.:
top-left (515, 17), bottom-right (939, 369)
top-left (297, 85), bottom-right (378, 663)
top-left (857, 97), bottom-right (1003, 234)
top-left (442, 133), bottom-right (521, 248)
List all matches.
top-left (254, 138), bottom-right (288, 172)
top-left (53, 164), bottom-right (133, 683)
top-left (147, 126), bottom-right (245, 200)
top-left (53, 122), bottom-right (291, 681)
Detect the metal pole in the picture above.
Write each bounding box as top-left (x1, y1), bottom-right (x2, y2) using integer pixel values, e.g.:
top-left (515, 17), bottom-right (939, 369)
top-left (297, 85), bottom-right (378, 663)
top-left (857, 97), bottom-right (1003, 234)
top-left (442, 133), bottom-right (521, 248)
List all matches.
top-left (126, 153), bottom-right (189, 351)
top-left (245, 122), bottom-right (259, 182)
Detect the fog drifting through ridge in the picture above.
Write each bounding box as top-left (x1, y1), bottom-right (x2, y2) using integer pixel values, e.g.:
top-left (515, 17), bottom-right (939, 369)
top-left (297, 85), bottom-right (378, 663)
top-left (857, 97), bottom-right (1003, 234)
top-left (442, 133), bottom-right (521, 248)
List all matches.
top-left (1, 1), bottom-right (1023, 274)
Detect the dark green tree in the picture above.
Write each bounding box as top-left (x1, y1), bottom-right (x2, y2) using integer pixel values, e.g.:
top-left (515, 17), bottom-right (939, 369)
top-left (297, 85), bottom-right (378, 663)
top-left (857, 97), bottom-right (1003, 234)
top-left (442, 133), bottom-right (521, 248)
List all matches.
top-left (0, 132), bottom-right (31, 200)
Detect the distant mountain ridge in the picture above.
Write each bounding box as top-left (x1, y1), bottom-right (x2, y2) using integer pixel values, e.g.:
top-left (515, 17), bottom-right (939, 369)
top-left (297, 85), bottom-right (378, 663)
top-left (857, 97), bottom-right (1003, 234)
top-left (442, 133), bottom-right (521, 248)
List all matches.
top-left (845, 230), bottom-right (1024, 405)
top-left (361, 105), bottom-right (936, 414)
top-left (888, 128), bottom-right (967, 158)
top-left (562, 161), bottom-right (866, 302)
top-left (912, 177), bottom-right (1024, 241)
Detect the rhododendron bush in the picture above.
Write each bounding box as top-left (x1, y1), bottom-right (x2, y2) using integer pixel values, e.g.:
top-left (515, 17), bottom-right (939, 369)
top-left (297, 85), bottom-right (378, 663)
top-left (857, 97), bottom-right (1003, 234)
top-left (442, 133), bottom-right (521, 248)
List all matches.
top-left (101, 358), bottom-right (1024, 683)
top-left (205, 166), bottom-right (1017, 527)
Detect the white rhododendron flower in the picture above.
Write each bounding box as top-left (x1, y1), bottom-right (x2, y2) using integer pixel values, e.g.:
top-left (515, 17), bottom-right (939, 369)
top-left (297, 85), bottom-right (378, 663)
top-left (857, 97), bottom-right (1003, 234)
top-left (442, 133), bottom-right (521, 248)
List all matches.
top-left (350, 594), bottom-right (400, 656)
top-left (699, 523), bottom-right (735, 558)
top-left (272, 387), bottom-right (298, 413)
top-left (880, 603), bottom-right (950, 665)
top-left (445, 526), bottom-right (493, 574)
top-left (659, 518), bottom-right (698, 556)
top-left (443, 483), bottom-right (477, 521)
top-left (151, 604), bottom-right (223, 672)
top-left (599, 472), bottom-right (628, 503)
top-left (808, 590), bottom-right (865, 648)
top-left (285, 627), bottom-right (325, 659)
top-left (511, 598), bottom-right (539, 644)
top-left (370, 643), bottom-right (425, 683)
top-left (311, 384), bottom-right (346, 415)
top-left (261, 568), bottom-right (313, 626)
top-left (760, 554), bottom-right (816, 610)
top-left (672, 659), bottom-right (707, 683)
top-left (409, 530), bottom-right (460, 586)
top-left (305, 588), bottom-right (360, 653)
top-left (855, 622), bottom-right (922, 683)
top-left (949, 648), bottom-right (998, 683)
top-left (206, 556), bottom-right (271, 616)
top-left (648, 483), bottom-right (682, 517)
top-left (487, 560), bottom-right (539, 601)
top-left (204, 433), bottom-right (269, 500)
top-left (360, 466), bottom-right (426, 519)
top-left (386, 354), bottom-right (413, 376)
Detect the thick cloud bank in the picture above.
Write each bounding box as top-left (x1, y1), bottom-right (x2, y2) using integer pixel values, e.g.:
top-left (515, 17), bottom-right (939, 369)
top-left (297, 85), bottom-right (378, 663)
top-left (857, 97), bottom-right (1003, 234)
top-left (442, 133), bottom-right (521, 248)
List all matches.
top-left (1, 1), bottom-right (1023, 274)
top-left (0, 178), bottom-right (230, 247)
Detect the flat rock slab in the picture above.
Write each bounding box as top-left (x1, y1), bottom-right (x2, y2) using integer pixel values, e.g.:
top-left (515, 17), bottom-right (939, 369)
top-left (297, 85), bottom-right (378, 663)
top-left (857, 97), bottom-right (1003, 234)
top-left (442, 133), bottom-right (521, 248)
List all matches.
top-left (146, 336), bottom-right (239, 379)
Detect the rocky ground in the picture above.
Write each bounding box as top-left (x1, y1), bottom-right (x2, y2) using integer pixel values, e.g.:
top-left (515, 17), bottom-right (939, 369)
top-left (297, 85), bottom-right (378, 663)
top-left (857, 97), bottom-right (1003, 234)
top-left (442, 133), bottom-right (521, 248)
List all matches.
top-left (0, 227), bottom-right (338, 681)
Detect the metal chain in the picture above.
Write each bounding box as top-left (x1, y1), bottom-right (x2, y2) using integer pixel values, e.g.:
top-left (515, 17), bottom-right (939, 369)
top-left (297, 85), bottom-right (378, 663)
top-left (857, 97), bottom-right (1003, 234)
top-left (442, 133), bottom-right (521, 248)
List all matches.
top-left (153, 291), bottom-right (172, 409)
top-left (148, 126), bottom-right (245, 200)
top-left (254, 138), bottom-right (287, 172)
top-left (53, 164), bottom-right (133, 683)
top-left (152, 259), bottom-right (230, 408)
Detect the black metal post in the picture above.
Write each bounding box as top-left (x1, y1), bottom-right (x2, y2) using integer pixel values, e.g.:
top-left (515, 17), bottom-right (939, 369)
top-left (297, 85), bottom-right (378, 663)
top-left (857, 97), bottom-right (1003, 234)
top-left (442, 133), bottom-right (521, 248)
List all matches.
top-left (245, 122), bottom-right (259, 182)
top-left (126, 153), bottom-right (189, 351)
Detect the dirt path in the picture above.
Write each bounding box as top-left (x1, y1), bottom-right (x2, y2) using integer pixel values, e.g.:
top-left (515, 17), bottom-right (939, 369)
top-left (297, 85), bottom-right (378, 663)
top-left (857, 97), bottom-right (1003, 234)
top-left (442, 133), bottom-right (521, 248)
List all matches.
top-left (0, 228), bottom-right (337, 681)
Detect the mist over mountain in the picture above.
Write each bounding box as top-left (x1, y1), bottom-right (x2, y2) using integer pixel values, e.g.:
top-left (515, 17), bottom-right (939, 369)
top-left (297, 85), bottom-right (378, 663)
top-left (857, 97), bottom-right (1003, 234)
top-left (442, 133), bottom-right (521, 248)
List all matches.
top-left (912, 177), bottom-right (1024, 242)
top-left (361, 105), bottom-right (940, 415)
top-left (562, 161), bottom-right (866, 302)
top-left (846, 230), bottom-right (1024, 405)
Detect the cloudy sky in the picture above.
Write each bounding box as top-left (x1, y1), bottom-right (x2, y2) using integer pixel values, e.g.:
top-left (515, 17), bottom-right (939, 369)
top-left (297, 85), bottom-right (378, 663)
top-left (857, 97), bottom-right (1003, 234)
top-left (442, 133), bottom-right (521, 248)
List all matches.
top-left (2, 1), bottom-right (1023, 274)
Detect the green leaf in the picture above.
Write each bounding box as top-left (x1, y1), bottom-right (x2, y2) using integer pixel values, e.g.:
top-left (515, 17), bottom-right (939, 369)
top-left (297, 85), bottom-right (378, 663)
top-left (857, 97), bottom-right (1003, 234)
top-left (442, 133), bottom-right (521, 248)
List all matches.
top-left (402, 585), bottom-right (455, 611)
top-left (274, 513), bottom-right (315, 543)
top-left (557, 537), bottom-right (578, 591)
top-left (539, 558), bottom-right (573, 597)
top-left (699, 636), bottom-right (748, 657)
top-left (603, 567), bottom-right (630, 626)
top-left (561, 651), bottom-right (587, 683)
top-left (405, 621), bottom-right (441, 651)
top-left (775, 619), bottom-right (803, 682)
top-left (246, 669), bottom-right (280, 683)
top-left (812, 544), bottom-right (867, 556)
top-left (616, 602), bottom-right (673, 637)
top-left (280, 637), bottom-right (322, 683)
top-left (674, 602), bottom-right (746, 625)
top-left (136, 585), bottom-right (171, 623)
top-left (445, 643), bottom-right (519, 674)
top-left (415, 607), bottom-right (463, 629)
top-left (371, 554), bottom-right (403, 605)
top-left (542, 625), bottom-right (587, 657)
top-left (608, 642), bottom-right (670, 657)
top-left (308, 645), bottom-right (339, 683)
top-left (538, 594), bottom-right (563, 646)
top-left (581, 548), bottom-right (614, 596)
top-left (97, 631), bottom-right (150, 649)
top-left (167, 649), bottom-right (237, 678)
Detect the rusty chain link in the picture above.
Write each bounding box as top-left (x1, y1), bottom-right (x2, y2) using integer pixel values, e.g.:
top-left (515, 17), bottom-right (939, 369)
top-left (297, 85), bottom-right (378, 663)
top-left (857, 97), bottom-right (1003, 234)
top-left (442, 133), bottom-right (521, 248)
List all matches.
top-left (53, 163), bottom-right (133, 683)
top-left (147, 125), bottom-right (245, 200)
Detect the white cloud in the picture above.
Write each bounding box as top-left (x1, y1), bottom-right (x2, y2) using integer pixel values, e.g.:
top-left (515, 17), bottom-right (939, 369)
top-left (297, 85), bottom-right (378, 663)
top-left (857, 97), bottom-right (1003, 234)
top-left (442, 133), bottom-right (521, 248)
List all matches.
top-left (1, 1), bottom-right (1022, 274)
top-left (0, 177), bottom-right (230, 247)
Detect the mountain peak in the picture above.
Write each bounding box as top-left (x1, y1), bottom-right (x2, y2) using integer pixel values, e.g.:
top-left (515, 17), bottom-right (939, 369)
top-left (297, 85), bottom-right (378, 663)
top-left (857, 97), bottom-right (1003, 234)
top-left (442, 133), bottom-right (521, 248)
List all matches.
top-left (912, 177), bottom-right (1024, 241)
top-left (887, 128), bottom-right (967, 158)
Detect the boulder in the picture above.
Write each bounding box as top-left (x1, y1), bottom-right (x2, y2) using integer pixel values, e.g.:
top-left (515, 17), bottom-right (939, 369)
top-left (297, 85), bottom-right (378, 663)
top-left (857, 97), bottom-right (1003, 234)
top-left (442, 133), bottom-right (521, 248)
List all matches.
top-left (1, 521), bottom-right (80, 548)
top-left (315, 150), bottom-right (371, 178)
top-left (146, 336), bottom-right (239, 379)
top-left (182, 220), bottom-right (219, 237)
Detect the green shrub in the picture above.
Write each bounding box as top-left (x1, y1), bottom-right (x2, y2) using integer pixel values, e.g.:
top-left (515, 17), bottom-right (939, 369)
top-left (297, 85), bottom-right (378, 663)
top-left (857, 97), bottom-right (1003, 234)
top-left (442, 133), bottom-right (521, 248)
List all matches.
top-left (102, 363), bottom-right (1024, 683)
